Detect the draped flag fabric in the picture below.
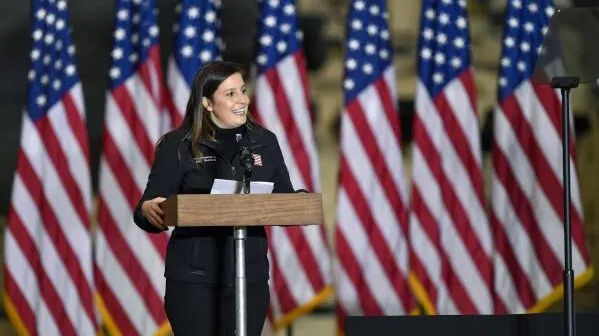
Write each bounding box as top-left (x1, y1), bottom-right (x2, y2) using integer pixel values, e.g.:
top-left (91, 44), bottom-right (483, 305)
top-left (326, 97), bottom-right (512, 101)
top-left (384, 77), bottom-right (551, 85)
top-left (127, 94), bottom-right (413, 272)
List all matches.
top-left (3, 0), bottom-right (96, 335)
top-left (251, 0), bottom-right (332, 329)
top-left (409, 0), bottom-right (493, 314)
top-left (166, 0), bottom-right (223, 129)
top-left (335, 0), bottom-right (415, 326)
top-left (491, 0), bottom-right (592, 313)
top-left (95, 0), bottom-right (170, 334)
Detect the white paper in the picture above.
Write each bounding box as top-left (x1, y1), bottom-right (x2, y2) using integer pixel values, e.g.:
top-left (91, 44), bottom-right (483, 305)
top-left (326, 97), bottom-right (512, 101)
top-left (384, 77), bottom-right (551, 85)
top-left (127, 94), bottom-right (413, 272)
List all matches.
top-left (210, 179), bottom-right (274, 194)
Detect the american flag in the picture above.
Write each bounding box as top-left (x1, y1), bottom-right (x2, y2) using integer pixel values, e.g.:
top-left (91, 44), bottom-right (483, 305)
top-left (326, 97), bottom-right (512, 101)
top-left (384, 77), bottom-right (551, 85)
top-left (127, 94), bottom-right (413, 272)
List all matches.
top-left (335, 0), bottom-right (415, 326)
top-left (166, 0), bottom-right (223, 129)
top-left (491, 0), bottom-right (592, 313)
top-left (253, 153), bottom-right (263, 167)
top-left (251, 0), bottom-right (332, 330)
top-left (3, 0), bottom-right (96, 335)
top-left (409, 0), bottom-right (493, 314)
top-left (95, 0), bottom-right (170, 335)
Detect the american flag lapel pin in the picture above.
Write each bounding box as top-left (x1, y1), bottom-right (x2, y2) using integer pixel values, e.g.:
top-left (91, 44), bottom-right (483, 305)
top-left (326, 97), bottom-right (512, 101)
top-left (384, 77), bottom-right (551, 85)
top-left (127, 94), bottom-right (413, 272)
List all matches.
top-left (252, 153), bottom-right (263, 166)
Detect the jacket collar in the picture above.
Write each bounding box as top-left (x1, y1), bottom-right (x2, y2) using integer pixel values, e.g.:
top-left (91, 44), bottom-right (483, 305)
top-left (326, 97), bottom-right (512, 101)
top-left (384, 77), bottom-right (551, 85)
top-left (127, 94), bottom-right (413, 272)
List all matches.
top-left (190, 126), bottom-right (265, 161)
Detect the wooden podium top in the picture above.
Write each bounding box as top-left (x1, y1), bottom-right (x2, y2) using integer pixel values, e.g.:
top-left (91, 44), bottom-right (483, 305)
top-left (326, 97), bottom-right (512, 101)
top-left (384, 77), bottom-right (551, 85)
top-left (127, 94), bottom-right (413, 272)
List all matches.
top-left (161, 193), bottom-right (323, 227)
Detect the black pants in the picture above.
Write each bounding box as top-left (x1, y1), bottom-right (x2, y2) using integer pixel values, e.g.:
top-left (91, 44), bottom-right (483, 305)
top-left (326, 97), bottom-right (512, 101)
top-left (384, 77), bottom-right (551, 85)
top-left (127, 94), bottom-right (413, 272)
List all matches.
top-left (165, 280), bottom-right (269, 336)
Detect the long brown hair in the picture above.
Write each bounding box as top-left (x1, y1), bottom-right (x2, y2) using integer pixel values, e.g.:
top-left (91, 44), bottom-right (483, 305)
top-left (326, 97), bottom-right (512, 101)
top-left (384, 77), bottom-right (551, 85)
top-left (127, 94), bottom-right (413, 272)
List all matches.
top-left (179, 61), bottom-right (256, 158)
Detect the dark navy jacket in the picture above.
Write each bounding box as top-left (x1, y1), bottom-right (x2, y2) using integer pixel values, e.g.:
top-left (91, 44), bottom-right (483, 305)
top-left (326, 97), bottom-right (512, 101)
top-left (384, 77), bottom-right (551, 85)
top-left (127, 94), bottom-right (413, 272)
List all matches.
top-left (133, 124), bottom-right (294, 285)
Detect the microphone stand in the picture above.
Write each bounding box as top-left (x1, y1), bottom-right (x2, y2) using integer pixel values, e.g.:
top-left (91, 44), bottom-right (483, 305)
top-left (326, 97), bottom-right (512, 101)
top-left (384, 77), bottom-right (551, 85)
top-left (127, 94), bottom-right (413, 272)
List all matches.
top-left (551, 76), bottom-right (579, 336)
top-left (234, 148), bottom-right (253, 336)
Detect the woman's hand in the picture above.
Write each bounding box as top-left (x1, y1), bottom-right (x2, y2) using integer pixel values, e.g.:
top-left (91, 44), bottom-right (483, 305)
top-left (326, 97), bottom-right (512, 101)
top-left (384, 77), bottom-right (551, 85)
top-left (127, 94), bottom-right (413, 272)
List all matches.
top-left (141, 197), bottom-right (167, 231)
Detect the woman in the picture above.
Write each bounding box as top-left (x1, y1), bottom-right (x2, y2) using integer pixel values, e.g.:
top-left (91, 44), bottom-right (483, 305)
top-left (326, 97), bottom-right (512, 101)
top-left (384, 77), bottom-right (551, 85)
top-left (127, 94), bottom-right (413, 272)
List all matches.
top-left (133, 61), bottom-right (294, 335)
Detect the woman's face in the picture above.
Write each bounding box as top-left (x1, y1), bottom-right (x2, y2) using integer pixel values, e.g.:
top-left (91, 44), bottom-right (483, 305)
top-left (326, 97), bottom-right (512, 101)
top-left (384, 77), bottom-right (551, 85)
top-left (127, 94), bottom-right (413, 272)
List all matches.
top-left (205, 72), bottom-right (250, 129)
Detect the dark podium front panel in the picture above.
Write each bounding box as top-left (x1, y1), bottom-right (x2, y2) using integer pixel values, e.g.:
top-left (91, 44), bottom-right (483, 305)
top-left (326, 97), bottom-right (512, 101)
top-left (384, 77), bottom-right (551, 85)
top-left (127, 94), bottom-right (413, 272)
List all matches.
top-left (346, 313), bottom-right (599, 336)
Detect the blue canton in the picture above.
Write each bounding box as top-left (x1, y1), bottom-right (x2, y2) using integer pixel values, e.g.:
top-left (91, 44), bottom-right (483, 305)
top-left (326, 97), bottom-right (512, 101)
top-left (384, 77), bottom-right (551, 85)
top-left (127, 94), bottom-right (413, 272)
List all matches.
top-left (343, 0), bottom-right (393, 103)
top-left (173, 0), bottom-right (223, 85)
top-left (108, 0), bottom-right (160, 88)
top-left (497, 0), bottom-right (554, 102)
top-left (27, 0), bottom-right (79, 121)
top-left (418, 0), bottom-right (471, 98)
top-left (255, 0), bottom-right (304, 74)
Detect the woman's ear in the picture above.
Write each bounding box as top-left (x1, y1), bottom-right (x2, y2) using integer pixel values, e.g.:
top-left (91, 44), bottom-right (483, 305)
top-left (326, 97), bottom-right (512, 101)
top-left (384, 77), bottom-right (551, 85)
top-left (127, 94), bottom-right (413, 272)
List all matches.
top-left (202, 97), bottom-right (212, 112)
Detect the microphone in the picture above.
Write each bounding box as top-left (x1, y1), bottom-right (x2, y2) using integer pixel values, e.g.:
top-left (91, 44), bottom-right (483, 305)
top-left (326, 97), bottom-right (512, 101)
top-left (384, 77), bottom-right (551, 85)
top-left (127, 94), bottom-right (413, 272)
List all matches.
top-left (240, 146), bottom-right (254, 177)
top-left (239, 146), bottom-right (254, 194)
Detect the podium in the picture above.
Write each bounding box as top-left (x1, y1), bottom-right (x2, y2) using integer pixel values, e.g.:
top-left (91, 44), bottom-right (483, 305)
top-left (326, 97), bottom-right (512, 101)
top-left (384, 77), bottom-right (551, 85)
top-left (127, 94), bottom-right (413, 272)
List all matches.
top-left (162, 193), bottom-right (324, 336)
top-left (162, 193), bottom-right (324, 227)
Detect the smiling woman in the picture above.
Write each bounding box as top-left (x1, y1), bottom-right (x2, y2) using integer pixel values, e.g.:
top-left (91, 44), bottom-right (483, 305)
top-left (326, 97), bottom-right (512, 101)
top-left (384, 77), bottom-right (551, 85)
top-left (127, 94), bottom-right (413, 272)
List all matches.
top-left (178, 62), bottom-right (259, 160)
top-left (133, 60), bottom-right (295, 336)
top-left (202, 72), bottom-right (250, 129)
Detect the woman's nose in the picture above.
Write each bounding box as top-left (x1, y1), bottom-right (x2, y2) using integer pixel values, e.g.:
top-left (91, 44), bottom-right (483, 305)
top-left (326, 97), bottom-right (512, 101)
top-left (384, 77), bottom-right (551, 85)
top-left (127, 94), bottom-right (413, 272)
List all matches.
top-left (238, 93), bottom-right (250, 104)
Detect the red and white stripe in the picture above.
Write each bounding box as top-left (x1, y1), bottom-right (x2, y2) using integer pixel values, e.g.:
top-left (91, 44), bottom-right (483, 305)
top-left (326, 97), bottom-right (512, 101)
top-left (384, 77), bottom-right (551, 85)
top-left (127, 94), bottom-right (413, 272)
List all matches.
top-left (335, 67), bottom-right (415, 321)
top-left (491, 82), bottom-right (591, 313)
top-left (409, 71), bottom-right (494, 314)
top-left (252, 51), bottom-right (332, 329)
top-left (5, 83), bottom-right (97, 335)
top-left (95, 46), bottom-right (170, 335)
top-left (165, 57), bottom-right (187, 130)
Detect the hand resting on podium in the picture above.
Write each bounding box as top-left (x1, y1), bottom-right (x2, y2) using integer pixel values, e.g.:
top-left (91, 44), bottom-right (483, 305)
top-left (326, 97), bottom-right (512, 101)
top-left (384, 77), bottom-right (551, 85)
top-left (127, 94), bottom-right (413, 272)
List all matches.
top-left (141, 196), bottom-right (168, 231)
